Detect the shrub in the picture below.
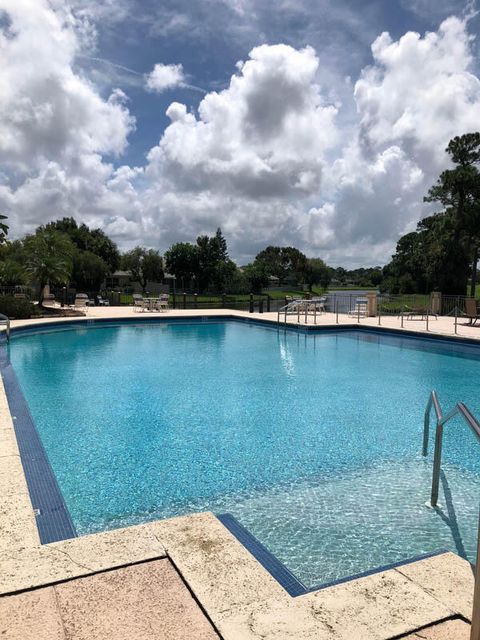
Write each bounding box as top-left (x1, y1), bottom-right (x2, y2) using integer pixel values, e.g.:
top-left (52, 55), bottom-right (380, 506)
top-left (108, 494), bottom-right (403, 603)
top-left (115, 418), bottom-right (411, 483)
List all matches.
top-left (0, 295), bottom-right (36, 319)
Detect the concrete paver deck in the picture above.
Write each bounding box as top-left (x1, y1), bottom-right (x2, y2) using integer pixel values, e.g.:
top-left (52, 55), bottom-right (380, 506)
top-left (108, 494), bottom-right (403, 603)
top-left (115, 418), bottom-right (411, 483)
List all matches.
top-left (1, 308), bottom-right (478, 639)
top-left (12, 304), bottom-right (480, 343)
top-left (0, 558), bottom-right (219, 640)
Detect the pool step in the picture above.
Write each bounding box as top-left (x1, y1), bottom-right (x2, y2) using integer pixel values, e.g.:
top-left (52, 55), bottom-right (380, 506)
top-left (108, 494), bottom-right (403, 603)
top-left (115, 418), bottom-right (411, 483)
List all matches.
top-left (217, 513), bottom-right (307, 596)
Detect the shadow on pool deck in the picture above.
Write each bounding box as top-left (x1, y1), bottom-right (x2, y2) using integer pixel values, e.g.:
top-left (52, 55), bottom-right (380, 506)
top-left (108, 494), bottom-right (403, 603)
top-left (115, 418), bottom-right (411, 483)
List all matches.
top-left (398, 618), bottom-right (470, 639)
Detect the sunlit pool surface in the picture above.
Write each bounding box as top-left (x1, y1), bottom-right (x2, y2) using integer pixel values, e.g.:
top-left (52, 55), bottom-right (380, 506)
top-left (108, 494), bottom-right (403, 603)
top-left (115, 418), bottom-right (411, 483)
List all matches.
top-left (10, 321), bottom-right (480, 588)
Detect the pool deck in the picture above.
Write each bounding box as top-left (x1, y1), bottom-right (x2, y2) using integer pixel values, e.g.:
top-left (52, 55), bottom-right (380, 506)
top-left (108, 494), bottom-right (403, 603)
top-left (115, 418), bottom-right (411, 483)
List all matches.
top-left (1, 307), bottom-right (478, 639)
top-left (11, 305), bottom-right (480, 342)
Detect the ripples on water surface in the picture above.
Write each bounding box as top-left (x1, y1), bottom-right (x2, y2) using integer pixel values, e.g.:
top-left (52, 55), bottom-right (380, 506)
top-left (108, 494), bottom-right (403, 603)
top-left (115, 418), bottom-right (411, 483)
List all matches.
top-left (10, 322), bottom-right (480, 588)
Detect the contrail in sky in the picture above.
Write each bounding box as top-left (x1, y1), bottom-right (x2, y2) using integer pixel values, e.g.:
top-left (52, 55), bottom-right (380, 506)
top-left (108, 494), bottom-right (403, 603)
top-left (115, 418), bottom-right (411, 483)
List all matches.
top-left (78, 55), bottom-right (206, 93)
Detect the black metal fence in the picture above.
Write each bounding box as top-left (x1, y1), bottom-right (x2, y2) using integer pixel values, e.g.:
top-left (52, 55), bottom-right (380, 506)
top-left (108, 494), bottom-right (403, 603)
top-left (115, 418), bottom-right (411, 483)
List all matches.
top-left (167, 293), bottom-right (278, 313)
top-left (0, 285), bottom-right (35, 297)
top-left (0, 284), bottom-right (476, 320)
top-left (440, 295), bottom-right (467, 316)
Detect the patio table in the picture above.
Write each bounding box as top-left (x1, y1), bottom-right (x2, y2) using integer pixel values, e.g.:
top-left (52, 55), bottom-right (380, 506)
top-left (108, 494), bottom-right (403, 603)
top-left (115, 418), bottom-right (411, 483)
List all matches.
top-left (143, 297), bottom-right (159, 311)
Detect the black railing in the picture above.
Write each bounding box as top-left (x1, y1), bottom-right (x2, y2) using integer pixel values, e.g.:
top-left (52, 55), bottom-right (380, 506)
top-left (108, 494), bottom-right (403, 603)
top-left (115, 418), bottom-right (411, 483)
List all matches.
top-left (168, 292), bottom-right (275, 313)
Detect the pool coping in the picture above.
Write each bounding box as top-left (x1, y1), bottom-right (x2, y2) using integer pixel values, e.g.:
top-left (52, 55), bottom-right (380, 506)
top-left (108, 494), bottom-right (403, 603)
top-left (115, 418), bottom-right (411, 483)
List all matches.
top-left (12, 309), bottom-right (480, 348)
top-left (1, 309), bottom-right (476, 638)
top-left (217, 513), bottom-right (451, 598)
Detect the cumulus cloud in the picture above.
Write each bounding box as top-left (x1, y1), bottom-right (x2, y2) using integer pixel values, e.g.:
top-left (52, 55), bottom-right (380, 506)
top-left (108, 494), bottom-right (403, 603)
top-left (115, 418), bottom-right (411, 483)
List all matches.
top-left (0, 0), bottom-right (135, 237)
top-left (355, 16), bottom-right (480, 162)
top-left (147, 44), bottom-right (338, 199)
top-left (145, 63), bottom-right (185, 92)
top-left (303, 144), bottom-right (425, 262)
top-left (0, 0), bottom-right (134, 173)
top-left (3, 1), bottom-right (480, 268)
top-left (311, 15), bottom-right (480, 264)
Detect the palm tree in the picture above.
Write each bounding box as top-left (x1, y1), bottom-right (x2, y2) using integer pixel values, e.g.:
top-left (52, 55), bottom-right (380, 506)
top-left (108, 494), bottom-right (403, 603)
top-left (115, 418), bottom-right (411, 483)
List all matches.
top-left (0, 259), bottom-right (28, 286)
top-left (24, 230), bottom-right (74, 305)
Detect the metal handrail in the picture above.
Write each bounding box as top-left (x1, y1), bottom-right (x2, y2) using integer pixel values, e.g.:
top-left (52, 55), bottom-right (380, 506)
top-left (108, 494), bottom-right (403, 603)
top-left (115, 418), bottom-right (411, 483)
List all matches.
top-left (0, 312), bottom-right (10, 342)
top-left (277, 299), bottom-right (325, 326)
top-left (422, 390), bottom-right (480, 640)
top-left (423, 393), bottom-right (480, 505)
top-left (423, 390), bottom-right (442, 456)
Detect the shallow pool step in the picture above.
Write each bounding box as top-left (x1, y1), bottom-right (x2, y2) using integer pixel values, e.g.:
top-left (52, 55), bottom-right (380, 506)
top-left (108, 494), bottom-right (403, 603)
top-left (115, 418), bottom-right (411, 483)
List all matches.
top-left (217, 512), bottom-right (307, 596)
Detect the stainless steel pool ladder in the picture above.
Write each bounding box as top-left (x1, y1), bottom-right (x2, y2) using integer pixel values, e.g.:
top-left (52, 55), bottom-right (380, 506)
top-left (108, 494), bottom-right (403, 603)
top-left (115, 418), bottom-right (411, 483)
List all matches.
top-left (423, 390), bottom-right (480, 640)
top-left (0, 313), bottom-right (10, 342)
top-left (277, 300), bottom-right (326, 326)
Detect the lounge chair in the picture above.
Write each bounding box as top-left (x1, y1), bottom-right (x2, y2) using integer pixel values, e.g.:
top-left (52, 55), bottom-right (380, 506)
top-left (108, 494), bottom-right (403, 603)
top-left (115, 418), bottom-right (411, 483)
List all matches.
top-left (348, 297), bottom-right (368, 317)
top-left (74, 294), bottom-right (89, 314)
top-left (42, 294), bottom-right (56, 308)
top-left (465, 298), bottom-right (480, 325)
top-left (97, 295), bottom-right (110, 306)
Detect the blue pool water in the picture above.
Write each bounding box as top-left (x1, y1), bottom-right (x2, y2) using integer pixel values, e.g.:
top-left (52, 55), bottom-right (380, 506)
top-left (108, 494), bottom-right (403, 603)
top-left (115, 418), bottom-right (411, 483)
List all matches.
top-left (9, 321), bottom-right (480, 588)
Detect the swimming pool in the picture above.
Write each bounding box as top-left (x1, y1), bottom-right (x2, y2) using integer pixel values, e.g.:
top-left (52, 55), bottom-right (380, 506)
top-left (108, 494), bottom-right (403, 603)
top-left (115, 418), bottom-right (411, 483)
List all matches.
top-left (8, 319), bottom-right (480, 590)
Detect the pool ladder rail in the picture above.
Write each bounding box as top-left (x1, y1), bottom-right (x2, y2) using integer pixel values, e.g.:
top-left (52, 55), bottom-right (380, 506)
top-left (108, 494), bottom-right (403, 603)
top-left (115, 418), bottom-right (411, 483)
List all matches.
top-left (277, 298), bottom-right (332, 326)
top-left (423, 390), bottom-right (480, 640)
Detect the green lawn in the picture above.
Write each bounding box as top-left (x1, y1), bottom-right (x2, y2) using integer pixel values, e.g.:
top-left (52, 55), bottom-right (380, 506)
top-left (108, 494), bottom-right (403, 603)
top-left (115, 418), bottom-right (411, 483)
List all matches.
top-left (378, 294), bottom-right (430, 315)
top-left (260, 288), bottom-right (325, 299)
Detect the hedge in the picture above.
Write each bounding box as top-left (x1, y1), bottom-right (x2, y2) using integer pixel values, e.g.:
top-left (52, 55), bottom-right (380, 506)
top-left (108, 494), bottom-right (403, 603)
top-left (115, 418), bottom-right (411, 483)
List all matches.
top-left (0, 296), bottom-right (36, 319)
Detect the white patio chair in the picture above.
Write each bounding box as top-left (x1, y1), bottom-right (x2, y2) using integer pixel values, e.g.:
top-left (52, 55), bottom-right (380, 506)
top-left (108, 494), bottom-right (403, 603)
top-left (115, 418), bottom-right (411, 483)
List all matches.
top-left (348, 297), bottom-right (368, 317)
top-left (132, 294), bottom-right (145, 312)
top-left (154, 294), bottom-right (169, 312)
top-left (309, 297), bottom-right (326, 313)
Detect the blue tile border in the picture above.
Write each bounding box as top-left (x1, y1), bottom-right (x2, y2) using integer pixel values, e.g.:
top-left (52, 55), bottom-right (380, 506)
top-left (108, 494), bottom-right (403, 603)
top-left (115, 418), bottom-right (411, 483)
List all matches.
top-left (217, 511), bottom-right (449, 596)
top-left (217, 513), bottom-right (307, 596)
top-left (0, 346), bottom-right (77, 544)
top-left (303, 548), bottom-right (449, 594)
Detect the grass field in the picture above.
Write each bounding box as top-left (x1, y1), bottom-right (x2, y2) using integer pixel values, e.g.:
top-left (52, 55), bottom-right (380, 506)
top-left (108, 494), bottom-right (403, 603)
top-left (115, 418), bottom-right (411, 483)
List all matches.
top-left (378, 294), bottom-right (430, 315)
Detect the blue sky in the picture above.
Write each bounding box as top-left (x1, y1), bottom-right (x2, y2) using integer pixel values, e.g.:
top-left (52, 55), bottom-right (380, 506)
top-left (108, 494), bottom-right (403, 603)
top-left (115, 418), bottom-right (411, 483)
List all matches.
top-left (2, 0), bottom-right (480, 266)
top-left (84, 0), bottom-right (476, 167)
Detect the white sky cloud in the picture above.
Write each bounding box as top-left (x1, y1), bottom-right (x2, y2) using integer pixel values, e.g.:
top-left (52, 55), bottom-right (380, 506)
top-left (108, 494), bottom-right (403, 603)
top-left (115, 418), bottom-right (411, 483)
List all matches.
top-left (315, 14), bottom-right (480, 264)
top-left (146, 45), bottom-right (338, 198)
top-left (400, 0), bottom-right (468, 20)
top-left (2, 1), bottom-right (480, 267)
top-left (0, 0), bottom-right (134, 172)
top-left (145, 63), bottom-right (185, 92)
top-left (355, 16), bottom-right (480, 159)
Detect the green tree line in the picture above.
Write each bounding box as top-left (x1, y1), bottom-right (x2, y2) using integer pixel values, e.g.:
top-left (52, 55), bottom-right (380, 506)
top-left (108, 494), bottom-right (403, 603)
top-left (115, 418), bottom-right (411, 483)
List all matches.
top-left (7, 132), bottom-right (479, 304)
top-left (0, 219), bottom-right (337, 304)
top-left (382, 132), bottom-right (480, 295)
